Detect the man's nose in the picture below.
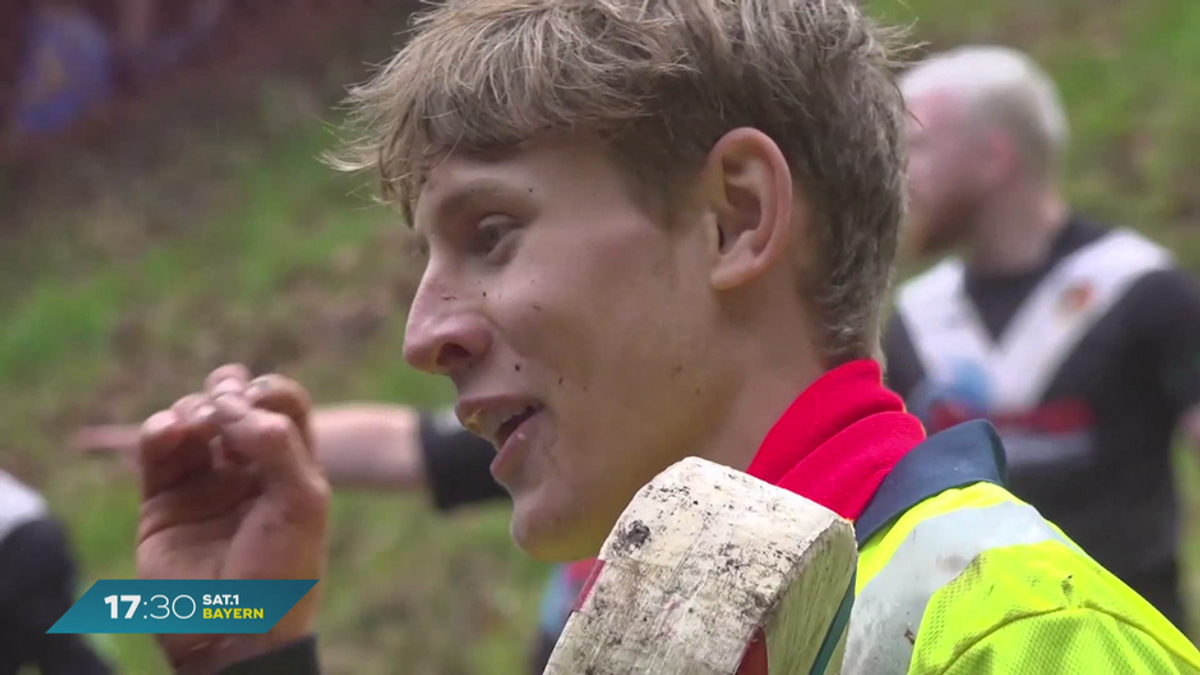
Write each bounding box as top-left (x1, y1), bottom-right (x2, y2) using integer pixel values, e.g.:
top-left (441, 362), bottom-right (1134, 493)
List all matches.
top-left (403, 285), bottom-right (492, 377)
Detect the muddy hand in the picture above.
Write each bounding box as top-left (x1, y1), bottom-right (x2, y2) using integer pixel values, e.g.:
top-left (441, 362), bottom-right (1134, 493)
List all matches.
top-left (135, 364), bottom-right (330, 674)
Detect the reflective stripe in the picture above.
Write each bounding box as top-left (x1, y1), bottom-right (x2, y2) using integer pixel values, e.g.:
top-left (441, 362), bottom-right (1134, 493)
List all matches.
top-left (843, 500), bottom-right (1075, 675)
top-left (897, 228), bottom-right (1171, 410)
top-left (0, 470), bottom-right (47, 542)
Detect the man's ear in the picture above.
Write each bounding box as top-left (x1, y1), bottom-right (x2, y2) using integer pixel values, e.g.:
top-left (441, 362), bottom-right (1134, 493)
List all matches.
top-left (983, 128), bottom-right (1019, 186)
top-left (700, 128), bottom-right (797, 291)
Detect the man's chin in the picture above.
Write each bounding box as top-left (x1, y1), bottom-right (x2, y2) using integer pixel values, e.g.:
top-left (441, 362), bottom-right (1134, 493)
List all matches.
top-left (509, 497), bottom-right (602, 563)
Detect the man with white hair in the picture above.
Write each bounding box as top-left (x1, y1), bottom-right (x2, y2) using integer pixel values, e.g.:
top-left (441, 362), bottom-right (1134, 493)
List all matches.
top-left (886, 44), bottom-right (1200, 634)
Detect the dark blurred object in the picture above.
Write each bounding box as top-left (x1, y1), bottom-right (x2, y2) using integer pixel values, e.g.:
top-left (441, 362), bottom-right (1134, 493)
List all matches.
top-left (100, 0), bottom-right (229, 90)
top-left (0, 0), bottom-right (416, 162)
top-left (2, 0), bottom-right (116, 139)
top-left (0, 0), bottom-right (34, 130)
top-left (0, 470), bottom-right (113, 674)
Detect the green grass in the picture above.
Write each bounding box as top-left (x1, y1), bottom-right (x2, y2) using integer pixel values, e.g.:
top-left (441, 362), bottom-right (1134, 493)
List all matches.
top-left (3, 1), bottom-right (1200, 672)
top-left (1, 119), bottom-right (544, 673)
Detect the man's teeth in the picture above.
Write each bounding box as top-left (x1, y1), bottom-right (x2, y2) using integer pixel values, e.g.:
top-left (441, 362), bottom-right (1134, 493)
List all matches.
top-left (499, 406), bottom-right (541, 441)
top-left (507, 405), bottom-right (538, 425)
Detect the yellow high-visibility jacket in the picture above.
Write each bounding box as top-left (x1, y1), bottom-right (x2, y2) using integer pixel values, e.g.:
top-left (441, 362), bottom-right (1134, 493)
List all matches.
top-left (838, 420), bottom-right (1200, 674)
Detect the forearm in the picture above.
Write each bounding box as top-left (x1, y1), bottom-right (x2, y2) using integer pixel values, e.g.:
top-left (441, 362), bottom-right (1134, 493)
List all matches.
top-left (309, 404), bottom-right (426, 490)
top-left (76, 405), bottom-right (430, 491)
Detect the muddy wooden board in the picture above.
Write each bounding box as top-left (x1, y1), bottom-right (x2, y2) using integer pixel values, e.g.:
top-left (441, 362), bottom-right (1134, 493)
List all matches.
top-left (544, 457), bottom-right (857, 675)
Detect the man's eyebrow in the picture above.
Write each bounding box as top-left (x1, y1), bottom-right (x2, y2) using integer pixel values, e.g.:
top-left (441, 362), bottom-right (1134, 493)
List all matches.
top-left (413, 177), bottom-right (523, 238)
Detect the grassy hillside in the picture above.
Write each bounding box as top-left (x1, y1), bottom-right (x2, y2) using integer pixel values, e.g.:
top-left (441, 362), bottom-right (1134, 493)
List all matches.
top-left (2, 1), bottom-right (1198, 673)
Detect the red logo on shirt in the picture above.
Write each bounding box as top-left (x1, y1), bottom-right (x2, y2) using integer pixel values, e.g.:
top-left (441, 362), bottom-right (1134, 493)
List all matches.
top-left (1058, 281), bottom-right (1096, 317)
top-left (929, 398), bottom-right (1095, 435)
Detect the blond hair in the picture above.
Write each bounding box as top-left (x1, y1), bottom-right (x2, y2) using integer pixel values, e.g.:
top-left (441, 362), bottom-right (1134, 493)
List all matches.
top-left (331, 0), bottom-right (910, 364)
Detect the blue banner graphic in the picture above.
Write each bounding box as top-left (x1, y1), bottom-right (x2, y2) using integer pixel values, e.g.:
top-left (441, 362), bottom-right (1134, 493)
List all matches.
top-left (48, 579), bottom-right (318, 634)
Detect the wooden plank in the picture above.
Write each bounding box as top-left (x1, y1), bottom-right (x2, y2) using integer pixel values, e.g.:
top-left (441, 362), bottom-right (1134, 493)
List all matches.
top-left (544, 457), bottom-right (857, 675)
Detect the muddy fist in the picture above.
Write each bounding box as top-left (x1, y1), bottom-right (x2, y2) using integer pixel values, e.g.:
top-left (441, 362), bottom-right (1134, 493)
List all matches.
top-left (135, 364), bottom-right (330, 673)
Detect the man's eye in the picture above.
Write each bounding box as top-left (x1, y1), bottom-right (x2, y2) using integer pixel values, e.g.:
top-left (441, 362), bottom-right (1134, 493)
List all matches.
top-left (477, 216), bottom-right (518, 253)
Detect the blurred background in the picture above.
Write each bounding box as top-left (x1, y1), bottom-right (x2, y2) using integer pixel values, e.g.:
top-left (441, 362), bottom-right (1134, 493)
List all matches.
top-left (1, 0), bottom-right (1197, 673)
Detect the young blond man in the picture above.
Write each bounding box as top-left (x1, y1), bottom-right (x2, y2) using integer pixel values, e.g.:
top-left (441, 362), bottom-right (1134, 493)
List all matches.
top-left (128, 2), bottom-right (1200, 673)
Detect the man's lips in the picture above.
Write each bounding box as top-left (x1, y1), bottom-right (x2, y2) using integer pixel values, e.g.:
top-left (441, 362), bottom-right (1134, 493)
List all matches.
top-left (489, 406), bottom-right (546, 483)
top-left (455, 396), bottom-right (546, 448)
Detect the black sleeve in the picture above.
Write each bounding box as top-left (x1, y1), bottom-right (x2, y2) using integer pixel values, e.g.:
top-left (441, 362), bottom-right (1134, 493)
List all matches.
top-left (0, 516), bottom-right (113, 675)
top-left (880, 311), bottom-right (926, 402)
top-left (1127, 269), bottom-right (1200, 416)
top-left (216, 637), bottom-right (321, 675)
top-left (419, 410), bottom-right (509, 512)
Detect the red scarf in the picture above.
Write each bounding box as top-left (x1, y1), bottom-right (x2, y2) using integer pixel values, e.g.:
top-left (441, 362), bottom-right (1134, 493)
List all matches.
top-left (737, 359), bottom-right (924, 672)
top-left (744, 358), bottom-right (926, 518)
top-left (569, 360), bottom-right (927, 670)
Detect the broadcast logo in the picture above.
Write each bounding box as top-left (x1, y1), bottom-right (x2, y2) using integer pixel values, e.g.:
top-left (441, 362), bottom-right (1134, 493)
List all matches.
top-left (48, 579), bottom-right (317, 635)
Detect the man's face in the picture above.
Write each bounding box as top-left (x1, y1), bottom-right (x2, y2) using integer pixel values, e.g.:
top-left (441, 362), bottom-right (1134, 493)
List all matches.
top-left (404, 134), bottom-right (723, 560)
top-left (901, 91), bottom-right (988, 258)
